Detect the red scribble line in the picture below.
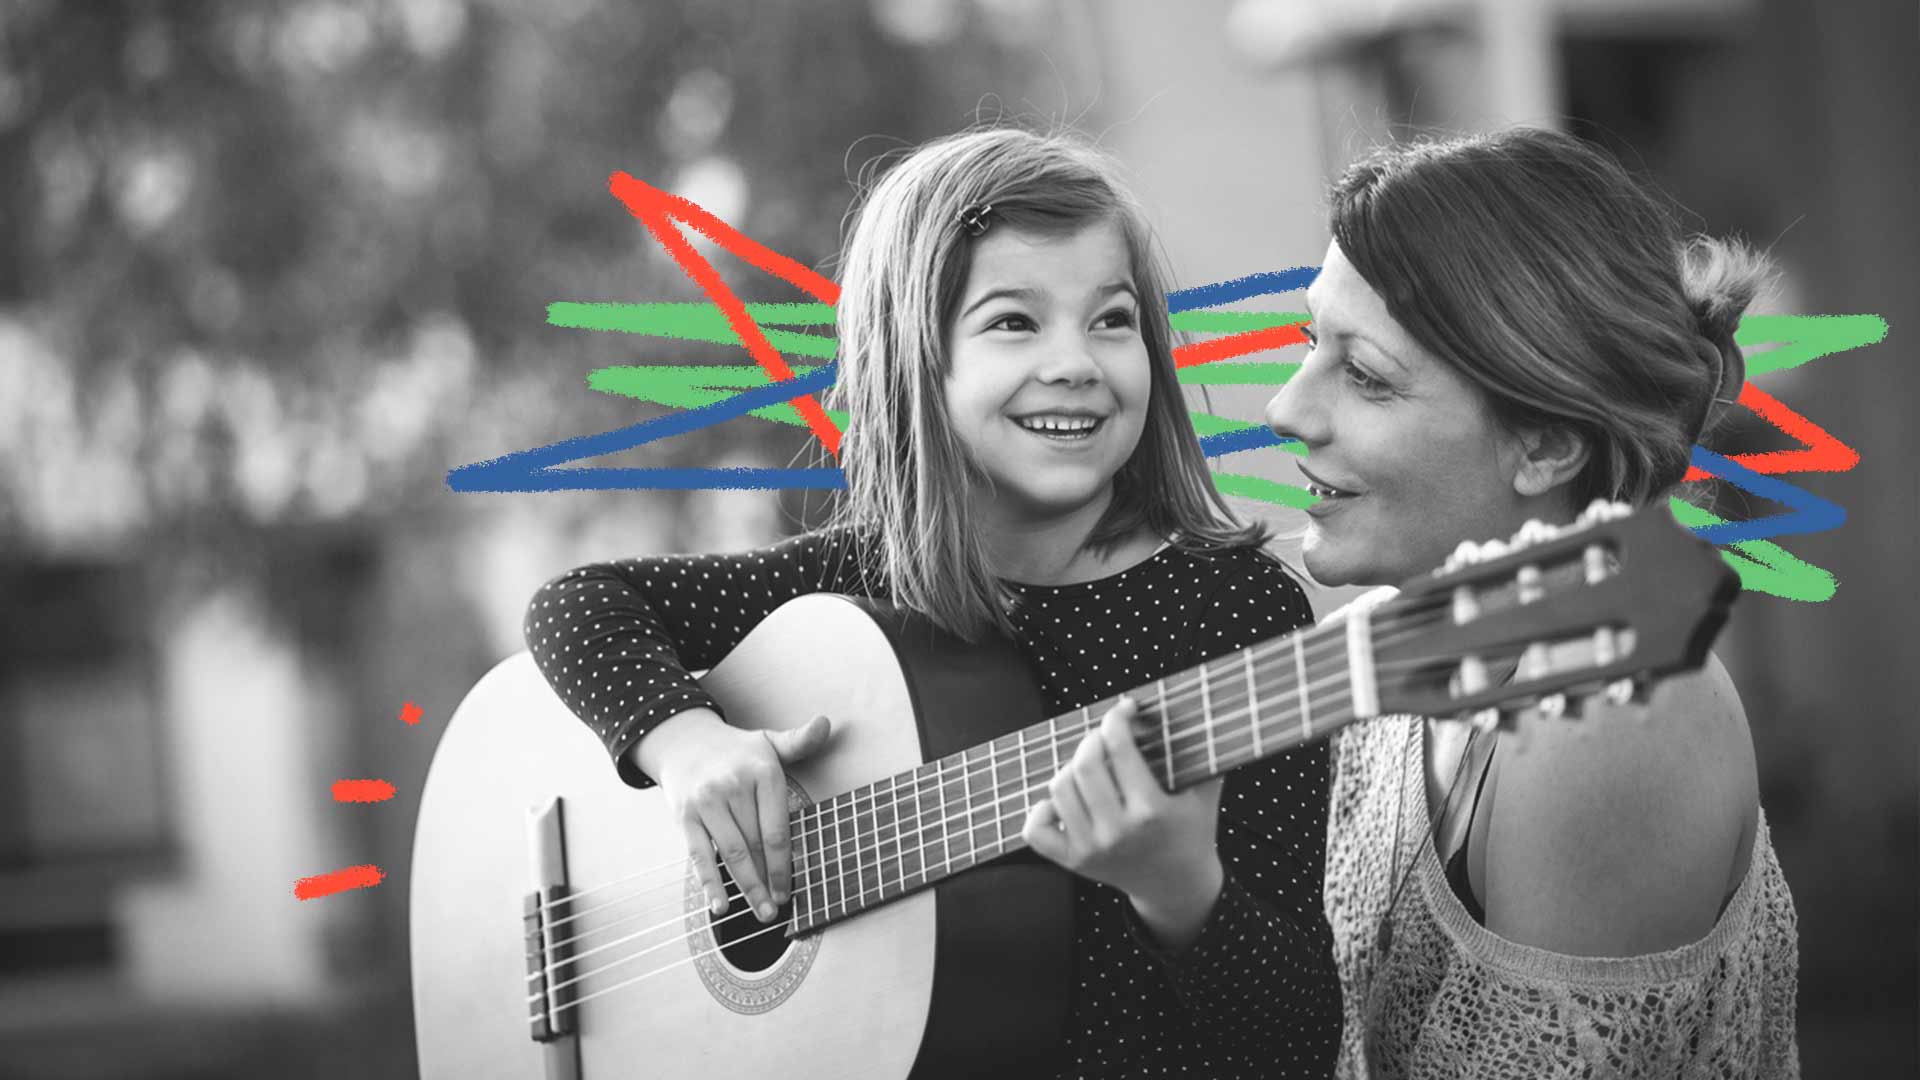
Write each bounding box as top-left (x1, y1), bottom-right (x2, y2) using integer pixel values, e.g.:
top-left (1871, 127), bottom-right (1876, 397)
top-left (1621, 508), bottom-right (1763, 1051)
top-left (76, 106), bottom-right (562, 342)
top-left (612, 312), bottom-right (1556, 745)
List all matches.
top-left (1174, 324), bottom-right (1307, 368)
top-left (294, 863), bottom-right (385, 901)
top-left (1682, 382), bottom-right (1860, 482)
top-left (400, 701), bottom-right (423, 726)
top-left (332, 778), bottom-right (397, 803)
top-left (607, 171), bottom-right (844, 456)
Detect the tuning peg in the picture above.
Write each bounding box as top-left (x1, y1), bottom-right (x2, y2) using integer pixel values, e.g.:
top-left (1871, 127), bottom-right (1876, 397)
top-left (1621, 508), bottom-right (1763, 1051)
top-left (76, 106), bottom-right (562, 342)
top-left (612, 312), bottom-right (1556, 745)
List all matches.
top-left (1537, 693), bottom-right (1568, 719)
top-left (1441, 539), bottom-right (1483, 573)
top-left (1601, 678), bottom-right (1638, 706)
top-left (1580, 499), bottom-right (1632, 526)
top-left (1468, 707), bottom-right (1502, 733)
top-left (1511, 519), bottom-right (1559, 548)
top-left (1479, 538), bottom-right (1510, 562)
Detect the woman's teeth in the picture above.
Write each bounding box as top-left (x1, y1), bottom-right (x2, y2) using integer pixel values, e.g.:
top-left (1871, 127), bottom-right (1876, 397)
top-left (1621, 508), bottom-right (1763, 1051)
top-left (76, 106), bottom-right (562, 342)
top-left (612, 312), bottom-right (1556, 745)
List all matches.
top-left (1016, 415), bottom-right (1101, 438)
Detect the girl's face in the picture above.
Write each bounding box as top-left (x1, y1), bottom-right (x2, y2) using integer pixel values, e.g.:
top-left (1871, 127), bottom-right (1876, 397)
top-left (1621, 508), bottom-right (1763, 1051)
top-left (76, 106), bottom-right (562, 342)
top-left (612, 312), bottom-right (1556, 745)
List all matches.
top-left (1264, 240), bottom-right (1539, 587)
top-left (943, 219), bottom-right (1152, 530)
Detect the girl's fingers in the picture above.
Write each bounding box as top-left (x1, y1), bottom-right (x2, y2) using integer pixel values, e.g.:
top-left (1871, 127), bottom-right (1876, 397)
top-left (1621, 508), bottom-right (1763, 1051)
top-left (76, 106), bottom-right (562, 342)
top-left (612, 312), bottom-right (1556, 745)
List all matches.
top-left (756, 769), bottom-right (793, 906)
top-left (1023, 798), bottom-right (1068, 862)
top-left (707, 805), bottom-right (774, 921)
top-left (681, 817), bottom-right (730, 916)
top-left (1050, 769), bottom-right (1095, 841)
top-left (1100, 698), bottom-right (1163, 806)
top-left (1070, 730), bottom-right (1127, 822)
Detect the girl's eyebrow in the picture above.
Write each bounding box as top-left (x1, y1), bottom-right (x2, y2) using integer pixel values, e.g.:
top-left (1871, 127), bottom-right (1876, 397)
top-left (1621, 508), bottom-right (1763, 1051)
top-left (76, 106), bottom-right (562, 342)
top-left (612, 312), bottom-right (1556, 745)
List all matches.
top-left (960, 285), bottom-right (1042, 318)
top-left (960, 280), bottom-right (1138, 318)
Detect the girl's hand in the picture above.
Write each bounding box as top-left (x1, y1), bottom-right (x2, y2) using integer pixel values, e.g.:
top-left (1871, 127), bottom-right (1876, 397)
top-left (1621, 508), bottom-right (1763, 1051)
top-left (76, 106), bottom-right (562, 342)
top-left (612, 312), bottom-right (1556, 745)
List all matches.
top-left (1021, 697), bottom-right (1226, 949)
top-left (634, 709), bottom-right (833, 923)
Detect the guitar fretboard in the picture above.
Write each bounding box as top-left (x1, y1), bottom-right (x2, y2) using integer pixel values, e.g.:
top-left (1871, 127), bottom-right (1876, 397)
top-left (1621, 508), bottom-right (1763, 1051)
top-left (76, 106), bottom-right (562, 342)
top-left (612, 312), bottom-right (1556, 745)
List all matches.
top-left (785, 615), bottom-right (1374, 934)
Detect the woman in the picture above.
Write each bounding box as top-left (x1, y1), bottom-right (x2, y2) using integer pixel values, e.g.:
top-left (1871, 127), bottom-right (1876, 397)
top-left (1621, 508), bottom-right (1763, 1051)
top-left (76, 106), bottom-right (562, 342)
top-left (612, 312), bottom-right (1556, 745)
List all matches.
top-left (1264, 128), bottom-right (1800, 1078)
top-left (526, 127), bottom-right (1341, 1076)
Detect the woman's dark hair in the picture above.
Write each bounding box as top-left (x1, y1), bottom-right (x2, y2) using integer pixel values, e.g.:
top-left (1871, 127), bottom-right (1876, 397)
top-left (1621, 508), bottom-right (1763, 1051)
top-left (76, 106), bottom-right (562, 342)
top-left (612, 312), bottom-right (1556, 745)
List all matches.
top-left (1330, 127), bottom-right (1771, 506)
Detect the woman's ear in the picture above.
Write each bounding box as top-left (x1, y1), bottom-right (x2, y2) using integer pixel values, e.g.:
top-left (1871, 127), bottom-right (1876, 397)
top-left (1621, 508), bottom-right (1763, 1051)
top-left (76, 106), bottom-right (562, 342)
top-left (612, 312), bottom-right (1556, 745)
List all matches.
top-left (1512, 424), bottom-right (1590, 498)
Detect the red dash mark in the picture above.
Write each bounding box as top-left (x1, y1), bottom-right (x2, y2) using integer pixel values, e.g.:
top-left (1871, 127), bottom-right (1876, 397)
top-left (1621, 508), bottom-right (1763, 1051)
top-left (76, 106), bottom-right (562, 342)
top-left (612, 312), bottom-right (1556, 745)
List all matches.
top-left (1174, 324), bottom-right (1308, 368)
top-left (293, 702), bottom-right (420, 901)
top-left (332, 778), bottom-right (398, 803)
top-left (607, 171), bottom-right (844, 456)
top-left (295, 863), bottom-right (386, 901)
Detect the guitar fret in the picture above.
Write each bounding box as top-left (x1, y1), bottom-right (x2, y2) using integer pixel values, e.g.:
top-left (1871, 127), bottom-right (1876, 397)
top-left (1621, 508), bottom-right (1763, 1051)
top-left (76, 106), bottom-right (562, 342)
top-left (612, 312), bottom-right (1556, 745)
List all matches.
top-left (904, 765), bottom-right (929, 891)
top-left (936, 756), bottom-right (955, 876)
top-left (1293, 632), bottom-right (1313, 740)
top-left (878, 775), bottom-right (900, 902)
top-left (1200, 662), bottom-right (1218, 778)
top-left (1156, 678), bottom-right (1174, 788)
top-left (1244, 648), bottom-right (1263, 761)
top-left (823, 796), bottom-right (844, 918)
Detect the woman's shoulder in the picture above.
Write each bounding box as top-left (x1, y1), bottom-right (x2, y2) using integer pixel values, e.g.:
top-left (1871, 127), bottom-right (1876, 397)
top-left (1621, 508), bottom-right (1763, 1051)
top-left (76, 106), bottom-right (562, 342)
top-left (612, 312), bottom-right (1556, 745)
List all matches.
top-left (1481, 651), bottom-right (1759, 956)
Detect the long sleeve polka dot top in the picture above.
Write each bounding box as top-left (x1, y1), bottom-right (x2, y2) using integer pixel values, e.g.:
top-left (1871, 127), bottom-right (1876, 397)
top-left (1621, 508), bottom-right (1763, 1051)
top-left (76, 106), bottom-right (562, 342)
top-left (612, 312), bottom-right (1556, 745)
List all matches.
top-left (523, 529), bottom-right (1341, 1078)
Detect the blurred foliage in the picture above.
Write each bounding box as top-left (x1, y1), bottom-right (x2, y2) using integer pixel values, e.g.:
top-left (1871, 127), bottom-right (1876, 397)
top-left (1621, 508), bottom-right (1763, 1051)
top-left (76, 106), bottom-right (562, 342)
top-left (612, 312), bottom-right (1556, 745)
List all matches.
top-left (0, 0), bottom-right (1050, 553)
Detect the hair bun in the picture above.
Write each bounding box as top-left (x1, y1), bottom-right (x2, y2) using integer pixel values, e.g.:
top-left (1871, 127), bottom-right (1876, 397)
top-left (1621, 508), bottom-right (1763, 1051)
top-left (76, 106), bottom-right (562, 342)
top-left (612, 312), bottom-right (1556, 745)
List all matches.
top-left (1681, 236), bottom-right (1771, 345)
top-left (1679, 236), bottom-right (1772, 436)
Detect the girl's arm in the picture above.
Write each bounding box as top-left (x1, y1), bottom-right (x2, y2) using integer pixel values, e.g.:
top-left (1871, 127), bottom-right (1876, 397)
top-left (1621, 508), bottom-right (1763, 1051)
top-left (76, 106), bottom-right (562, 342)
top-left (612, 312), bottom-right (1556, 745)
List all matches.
top-left (521, 528), bottom-right (874, 785)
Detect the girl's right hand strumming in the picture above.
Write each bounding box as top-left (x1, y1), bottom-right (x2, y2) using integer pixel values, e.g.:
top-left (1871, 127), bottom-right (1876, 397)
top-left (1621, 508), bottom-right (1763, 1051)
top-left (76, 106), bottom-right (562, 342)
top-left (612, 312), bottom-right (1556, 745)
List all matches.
top-left (633, 709), bottom-right (833, 923)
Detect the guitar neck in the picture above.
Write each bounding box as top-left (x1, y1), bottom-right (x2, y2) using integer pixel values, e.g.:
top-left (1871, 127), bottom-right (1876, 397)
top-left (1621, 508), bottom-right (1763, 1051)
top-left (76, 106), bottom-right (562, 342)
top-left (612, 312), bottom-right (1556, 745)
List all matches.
top-left (787, 616), bottom-right (1370, 934)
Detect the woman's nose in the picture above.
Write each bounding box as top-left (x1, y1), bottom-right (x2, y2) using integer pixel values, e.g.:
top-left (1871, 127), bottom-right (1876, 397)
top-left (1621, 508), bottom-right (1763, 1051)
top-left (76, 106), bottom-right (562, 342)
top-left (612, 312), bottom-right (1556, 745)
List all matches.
top-left (1264, 365), bottom-right (1325, 449)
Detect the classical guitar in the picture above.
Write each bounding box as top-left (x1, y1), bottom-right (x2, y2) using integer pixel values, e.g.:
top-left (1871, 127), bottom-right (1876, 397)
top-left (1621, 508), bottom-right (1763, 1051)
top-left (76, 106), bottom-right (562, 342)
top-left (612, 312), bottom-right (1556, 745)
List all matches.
top-left (410, 503), bottom-right (1738, 1079)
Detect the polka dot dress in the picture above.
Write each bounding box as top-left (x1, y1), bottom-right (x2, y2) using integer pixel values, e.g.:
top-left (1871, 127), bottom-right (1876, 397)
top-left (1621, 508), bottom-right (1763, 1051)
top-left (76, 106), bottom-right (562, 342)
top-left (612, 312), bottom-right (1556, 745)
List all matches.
top-left (524, 529), bottom-right (1341, 1078)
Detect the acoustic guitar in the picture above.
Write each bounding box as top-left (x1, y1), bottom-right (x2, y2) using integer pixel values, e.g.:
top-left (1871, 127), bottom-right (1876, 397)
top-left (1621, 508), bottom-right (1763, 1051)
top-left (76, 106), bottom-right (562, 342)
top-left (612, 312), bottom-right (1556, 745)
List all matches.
top-left (410, 503), bottom-right (1737, 1079)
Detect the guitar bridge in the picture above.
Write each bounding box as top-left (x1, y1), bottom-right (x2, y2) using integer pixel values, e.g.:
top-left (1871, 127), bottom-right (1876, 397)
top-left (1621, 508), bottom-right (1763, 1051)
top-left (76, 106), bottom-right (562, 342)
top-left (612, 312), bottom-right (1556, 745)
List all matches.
top-left (524, 798), bottom-right (576, 1045)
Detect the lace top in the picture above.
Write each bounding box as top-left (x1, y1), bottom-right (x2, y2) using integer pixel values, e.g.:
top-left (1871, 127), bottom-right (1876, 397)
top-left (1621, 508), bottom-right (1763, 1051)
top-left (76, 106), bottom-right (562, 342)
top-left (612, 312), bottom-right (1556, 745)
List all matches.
top-left (1324, 713), bottom-right (1801, 1079)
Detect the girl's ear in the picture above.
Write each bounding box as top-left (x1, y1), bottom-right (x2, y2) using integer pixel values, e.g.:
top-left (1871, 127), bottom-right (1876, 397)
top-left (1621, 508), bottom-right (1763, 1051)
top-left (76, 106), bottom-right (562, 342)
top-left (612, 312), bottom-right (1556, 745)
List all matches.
top-left (1512, 423), bottom-right (1590, 498)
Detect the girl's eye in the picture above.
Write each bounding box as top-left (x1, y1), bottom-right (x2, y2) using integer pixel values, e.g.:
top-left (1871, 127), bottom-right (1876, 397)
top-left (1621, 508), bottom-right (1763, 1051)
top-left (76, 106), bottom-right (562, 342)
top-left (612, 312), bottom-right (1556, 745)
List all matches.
top-left (1096, 308), bottom-right (1137, 330)
top-left (1300, 322), bottom-right (1318, 346)
top-left (988, 313), bottom-right (1036, 333)
top-left (1345, 361), bottom-right (1390, 396)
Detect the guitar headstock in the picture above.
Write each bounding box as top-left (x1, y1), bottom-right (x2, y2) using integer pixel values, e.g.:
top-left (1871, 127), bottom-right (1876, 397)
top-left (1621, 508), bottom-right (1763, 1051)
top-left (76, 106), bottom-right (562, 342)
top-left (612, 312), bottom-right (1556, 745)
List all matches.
top-left (1369, 500), bottom-right (1739, 724)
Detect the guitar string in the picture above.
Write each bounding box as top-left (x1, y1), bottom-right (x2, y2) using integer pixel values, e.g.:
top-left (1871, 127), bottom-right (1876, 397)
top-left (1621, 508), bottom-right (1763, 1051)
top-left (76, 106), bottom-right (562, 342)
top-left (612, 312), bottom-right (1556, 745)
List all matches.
top-left (528, 620), bottom-right (1529, 972)
top-left (523, 610), bottom-right (1454, 955)
top-left (523, 635), bottom-right (1485, 989)
top-left (525, 607), bottom-right (1490, 962)
top-left (527, 593), bottom-right (1451, 927)
top-left (525, 670), bottom-right (1388, 1008)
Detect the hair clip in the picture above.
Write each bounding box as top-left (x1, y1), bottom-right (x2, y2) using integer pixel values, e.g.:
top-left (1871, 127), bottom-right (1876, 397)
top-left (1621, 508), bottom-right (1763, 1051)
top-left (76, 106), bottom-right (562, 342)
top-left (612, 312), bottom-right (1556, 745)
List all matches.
top-left (959, 203), bottom-right (993, 237)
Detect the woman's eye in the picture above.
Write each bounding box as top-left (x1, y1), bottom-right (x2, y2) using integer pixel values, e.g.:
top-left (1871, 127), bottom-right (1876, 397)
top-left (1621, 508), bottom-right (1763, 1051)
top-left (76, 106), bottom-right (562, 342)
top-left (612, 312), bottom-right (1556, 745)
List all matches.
top-left (988, 313), bottom-right (1036, 332)
top-left (1096, 308), bottom-right (1137, 330)
top-left (1344, 361), bottom-right (1389, 396)
top-left (1300, 322), bottom-right (1318, 346)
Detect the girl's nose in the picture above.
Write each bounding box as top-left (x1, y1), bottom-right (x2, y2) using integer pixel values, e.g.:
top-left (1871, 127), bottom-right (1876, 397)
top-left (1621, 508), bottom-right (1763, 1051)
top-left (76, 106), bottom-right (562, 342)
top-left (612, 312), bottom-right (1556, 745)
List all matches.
top-left (1036, 333), bottom-right (1103, 387)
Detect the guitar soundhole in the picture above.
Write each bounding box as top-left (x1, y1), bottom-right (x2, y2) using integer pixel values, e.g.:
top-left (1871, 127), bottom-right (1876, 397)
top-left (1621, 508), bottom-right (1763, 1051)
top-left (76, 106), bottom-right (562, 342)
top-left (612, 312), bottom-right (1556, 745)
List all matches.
top-left (712, 864), bottom-right (792, 973)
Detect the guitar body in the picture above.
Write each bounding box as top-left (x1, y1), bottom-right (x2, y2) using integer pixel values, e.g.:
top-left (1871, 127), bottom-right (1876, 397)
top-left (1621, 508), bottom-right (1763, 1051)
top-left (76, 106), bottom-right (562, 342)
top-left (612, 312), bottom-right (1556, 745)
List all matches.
top-left (411, 595), bottom-right (1074, 1079)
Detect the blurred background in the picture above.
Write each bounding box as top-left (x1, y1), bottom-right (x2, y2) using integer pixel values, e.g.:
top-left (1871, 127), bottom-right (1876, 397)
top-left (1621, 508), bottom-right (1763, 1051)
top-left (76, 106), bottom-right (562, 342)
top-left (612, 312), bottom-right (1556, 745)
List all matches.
top-left (1, 0), bottom-right (1911, 1075)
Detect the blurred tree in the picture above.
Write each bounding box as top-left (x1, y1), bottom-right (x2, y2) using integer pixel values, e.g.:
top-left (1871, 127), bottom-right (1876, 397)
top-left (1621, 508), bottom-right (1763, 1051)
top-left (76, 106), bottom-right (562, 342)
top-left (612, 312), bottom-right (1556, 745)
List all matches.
top-left (0, 0), bottom-right (1046, 555)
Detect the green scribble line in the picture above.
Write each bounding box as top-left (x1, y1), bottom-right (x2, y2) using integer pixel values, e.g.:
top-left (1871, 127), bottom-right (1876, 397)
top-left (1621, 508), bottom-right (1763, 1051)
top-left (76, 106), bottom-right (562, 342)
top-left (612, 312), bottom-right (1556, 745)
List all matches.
top-left (551, 302), bottom-right (838, 359)
top-left (1738, 314), bottom-right (1889, 377)
top-left (1212, 473), bottom-right (1317, 510)
top-left (1666, 498), bottom-right (1837, 602)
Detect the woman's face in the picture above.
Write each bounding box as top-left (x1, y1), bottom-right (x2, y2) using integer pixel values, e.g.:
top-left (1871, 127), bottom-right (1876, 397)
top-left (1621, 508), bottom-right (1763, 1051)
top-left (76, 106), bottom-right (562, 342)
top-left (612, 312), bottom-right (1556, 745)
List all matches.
top-left (1264, 239), bottom-right (1541, 587)
top-left (943, 218), bottom-right (1152, 529)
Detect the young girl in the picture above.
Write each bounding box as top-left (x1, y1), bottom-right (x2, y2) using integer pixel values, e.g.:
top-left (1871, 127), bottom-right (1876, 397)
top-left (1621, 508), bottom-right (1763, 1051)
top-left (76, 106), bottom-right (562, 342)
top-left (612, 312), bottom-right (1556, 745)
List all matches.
top-left (523, 128), bottom-right (1342, 1077)
top-left (1263, 128), bottom-right (1799, 1078)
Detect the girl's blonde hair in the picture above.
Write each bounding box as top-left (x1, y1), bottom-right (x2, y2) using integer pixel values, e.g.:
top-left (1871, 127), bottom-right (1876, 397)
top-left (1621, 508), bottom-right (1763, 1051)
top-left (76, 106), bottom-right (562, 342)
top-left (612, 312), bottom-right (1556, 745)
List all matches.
top-left (827, 127), bottom-right (1267, 640)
